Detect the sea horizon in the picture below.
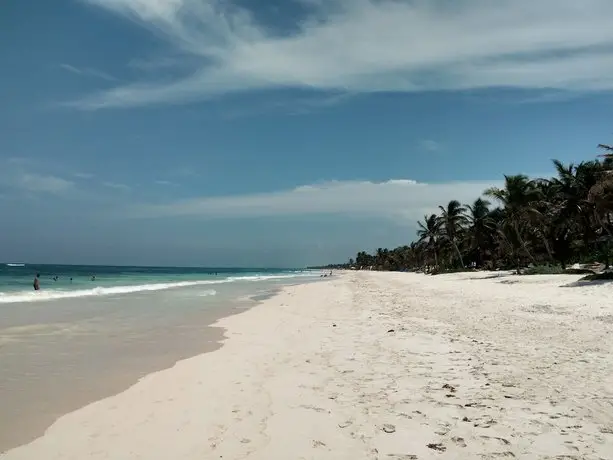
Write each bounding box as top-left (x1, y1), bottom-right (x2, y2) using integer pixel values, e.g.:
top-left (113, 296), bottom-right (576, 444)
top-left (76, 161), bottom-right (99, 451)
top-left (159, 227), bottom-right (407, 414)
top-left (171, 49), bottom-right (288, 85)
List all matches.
top-left (2, 262), bottom-right (303, 270)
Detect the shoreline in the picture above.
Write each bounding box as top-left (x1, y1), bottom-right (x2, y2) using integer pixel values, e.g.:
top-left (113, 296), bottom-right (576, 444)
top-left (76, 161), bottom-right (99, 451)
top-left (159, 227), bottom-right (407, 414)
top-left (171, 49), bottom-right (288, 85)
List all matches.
top-left (0, 286), bottom-right (266, 453)
top-left (0, 279), bottom-right (321, 456)
top-left (3, 271), bottom-right (612, 459)
top-left (0, 273), bottom-right (319, 453)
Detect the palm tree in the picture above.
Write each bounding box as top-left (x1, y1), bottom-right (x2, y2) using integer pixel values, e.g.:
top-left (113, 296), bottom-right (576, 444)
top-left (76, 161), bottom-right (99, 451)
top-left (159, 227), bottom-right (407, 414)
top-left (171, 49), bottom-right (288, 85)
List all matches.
top-left (438, 200), bottom-right (468, 268)
top-left (465, 198), bottom-right (493, 268)
top-left (417, 214), bottom-right (441, 269)
top-left (588, 170), bottom-right (613, 238)
top-left (355, 251), bottom-right (374, 269)
top-left (346, 142), bottom-right (613, 275)
top-left (598, 143), bottom-right (613, 160)
top-left (495, 219), bottom-right (526, 274)
top-left (485, 175), bottom-right (541, 264)
top-left (587, 156), bottom-right (613, 269)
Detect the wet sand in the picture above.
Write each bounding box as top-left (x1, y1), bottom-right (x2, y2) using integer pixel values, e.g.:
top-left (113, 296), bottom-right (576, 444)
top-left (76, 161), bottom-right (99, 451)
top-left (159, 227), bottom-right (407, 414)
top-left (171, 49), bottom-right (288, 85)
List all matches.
top-left (0, 282), bottom-right (276, 452)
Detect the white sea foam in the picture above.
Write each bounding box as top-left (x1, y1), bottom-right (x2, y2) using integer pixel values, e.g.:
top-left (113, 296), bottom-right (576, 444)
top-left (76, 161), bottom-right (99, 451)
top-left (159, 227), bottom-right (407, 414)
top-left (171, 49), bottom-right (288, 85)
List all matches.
top-left (0, 273), bottom-right (314, 304)
top-left (6, 263), bottom-right (25, 267)
top-left (224, 274), bottom-right (308, 282)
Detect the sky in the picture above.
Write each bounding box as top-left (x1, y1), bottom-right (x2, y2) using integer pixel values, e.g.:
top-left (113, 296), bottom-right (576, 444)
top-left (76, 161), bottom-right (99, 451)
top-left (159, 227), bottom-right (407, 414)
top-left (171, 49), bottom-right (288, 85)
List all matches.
top-left (1, 0), bottom-right (613, 267)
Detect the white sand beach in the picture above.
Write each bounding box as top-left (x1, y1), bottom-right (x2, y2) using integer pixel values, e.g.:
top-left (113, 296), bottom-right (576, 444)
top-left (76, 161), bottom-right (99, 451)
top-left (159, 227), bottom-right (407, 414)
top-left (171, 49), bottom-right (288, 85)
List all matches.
top-left (2, 271), bottom-right (612, 459)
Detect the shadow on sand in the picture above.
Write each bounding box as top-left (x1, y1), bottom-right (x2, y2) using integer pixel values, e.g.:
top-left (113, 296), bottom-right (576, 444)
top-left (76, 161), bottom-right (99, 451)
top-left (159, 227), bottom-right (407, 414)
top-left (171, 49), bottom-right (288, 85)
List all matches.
top-left (467, 272), bottom-right (514, 281)
top-left (561, 278), bottom-right (613, 288)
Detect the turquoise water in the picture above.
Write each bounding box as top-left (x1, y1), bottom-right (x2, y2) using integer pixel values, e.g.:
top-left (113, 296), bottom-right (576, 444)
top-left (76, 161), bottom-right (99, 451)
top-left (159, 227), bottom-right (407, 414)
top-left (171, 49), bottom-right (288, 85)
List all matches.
top-left (0, 263), bottom-right (314, 303)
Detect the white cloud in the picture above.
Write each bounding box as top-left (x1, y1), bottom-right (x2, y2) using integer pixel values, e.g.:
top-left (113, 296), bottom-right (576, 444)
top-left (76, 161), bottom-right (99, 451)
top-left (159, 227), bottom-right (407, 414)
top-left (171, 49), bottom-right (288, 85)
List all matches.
top-left (71, 0), bottom-right (613, 109)
top-left (74, 172), bottom-right (95, 179)
top-left (17, 173), bottom-right (75, 194)
top-left (102, 181), bottom-right (131, 191)
top-left (60, 63), bottom-right (117, 82)
top-left (154, 180), bottom-right (177, 186)
top-left (128, 178), bottom-right (500, 220)
top-left (128, 55), bottom-right (199, 71)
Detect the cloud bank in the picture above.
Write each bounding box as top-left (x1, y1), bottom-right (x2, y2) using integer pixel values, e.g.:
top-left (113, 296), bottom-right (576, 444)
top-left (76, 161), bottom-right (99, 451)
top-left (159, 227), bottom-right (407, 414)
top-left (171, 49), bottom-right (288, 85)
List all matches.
top-left (128, 178), bottom-right (500, 221)
top-left (72, 0), bottom-right (613, 109)
top-left (0, 158), bottom-right (132, 200)
top-left (17, 173), bottom-right (75, 194)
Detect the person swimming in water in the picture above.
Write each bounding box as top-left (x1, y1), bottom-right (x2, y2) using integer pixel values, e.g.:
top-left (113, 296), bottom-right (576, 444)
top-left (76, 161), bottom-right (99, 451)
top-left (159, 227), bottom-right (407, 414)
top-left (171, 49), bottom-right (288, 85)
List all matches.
top-left (33, 274), bottom-right (40, 291)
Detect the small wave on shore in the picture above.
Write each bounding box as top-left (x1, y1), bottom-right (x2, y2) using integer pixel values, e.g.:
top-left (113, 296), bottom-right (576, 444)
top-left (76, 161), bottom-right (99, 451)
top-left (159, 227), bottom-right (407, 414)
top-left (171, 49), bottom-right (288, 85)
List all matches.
top-left (0, 272), bottom-right (314, 304)
top-left (0, 280), bottom-right (220, 304)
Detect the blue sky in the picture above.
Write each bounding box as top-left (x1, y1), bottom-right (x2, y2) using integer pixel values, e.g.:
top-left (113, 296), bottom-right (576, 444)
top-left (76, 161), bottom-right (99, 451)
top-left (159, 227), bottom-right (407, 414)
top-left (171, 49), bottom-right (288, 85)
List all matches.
top-left (1, 0), bottom-right (613, 267)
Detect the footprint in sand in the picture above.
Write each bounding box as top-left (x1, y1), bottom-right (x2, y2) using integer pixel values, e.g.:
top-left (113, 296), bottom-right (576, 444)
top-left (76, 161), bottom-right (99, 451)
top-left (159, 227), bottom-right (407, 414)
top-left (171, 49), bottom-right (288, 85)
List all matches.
top-left (442, 383), bottom-right (457, 393)
top-left (382, 424), bottom-right (396, 433)
top-left (480, 435), bottom-right (510, 446)
top-left (564, 443), bottom-right (579, 452)
top-left (300, 404), bottom-right (327, 413)
top-left (480, 453), bottom-right (515, 458)
top-left (427, 443), bottom-right (446, 452)
top-left (474, 418), bottom-right (497, 428)
top-left (451, 436), bottom-right (467, 447)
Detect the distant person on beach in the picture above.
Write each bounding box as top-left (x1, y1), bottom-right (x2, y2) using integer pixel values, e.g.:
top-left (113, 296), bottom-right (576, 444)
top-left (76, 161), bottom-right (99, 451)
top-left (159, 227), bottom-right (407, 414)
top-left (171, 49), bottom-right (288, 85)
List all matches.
top-left (33, 274), bottom-right (40, 291)
top-left (91, 275), bottom-right (96, 281)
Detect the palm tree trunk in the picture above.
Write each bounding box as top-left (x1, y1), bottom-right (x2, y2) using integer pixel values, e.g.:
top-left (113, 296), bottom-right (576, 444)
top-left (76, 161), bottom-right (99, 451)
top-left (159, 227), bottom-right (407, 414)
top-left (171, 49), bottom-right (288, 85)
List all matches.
top-left (516, 257), bottom-right (521, 275)
top-left (540, 232), bottom-right (554, 262)
top-left (475, 236), bottom-right (484, 268)
top-left (513, 220), bottom-right (536, 264)
top-left (452, 240), bottom-right (465, 268)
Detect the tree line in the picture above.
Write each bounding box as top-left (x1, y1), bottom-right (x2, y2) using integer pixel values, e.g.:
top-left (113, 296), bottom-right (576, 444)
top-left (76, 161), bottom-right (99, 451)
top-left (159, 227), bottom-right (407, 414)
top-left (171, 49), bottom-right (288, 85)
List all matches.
top-left (341, 145), bottom-right (613, 274)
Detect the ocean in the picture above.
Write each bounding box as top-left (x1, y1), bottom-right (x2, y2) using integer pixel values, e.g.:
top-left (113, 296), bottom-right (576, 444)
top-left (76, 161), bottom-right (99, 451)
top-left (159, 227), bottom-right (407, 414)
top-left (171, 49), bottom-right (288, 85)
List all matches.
top-left (0, 263), bottom-right (314, 303)
top-left (0, 263), bottom-right (322, 452)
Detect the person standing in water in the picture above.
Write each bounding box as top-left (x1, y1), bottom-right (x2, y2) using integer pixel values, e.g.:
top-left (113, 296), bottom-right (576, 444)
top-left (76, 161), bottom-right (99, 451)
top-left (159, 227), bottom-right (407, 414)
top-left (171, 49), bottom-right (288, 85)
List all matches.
top-left (33, 274), bottom-right (40, 291)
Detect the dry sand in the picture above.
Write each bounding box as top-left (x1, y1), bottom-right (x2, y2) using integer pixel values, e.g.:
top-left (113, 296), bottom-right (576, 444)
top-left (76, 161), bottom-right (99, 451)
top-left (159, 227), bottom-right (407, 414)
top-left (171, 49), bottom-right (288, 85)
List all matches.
top-left (2, 271), bottom-right (612, 459)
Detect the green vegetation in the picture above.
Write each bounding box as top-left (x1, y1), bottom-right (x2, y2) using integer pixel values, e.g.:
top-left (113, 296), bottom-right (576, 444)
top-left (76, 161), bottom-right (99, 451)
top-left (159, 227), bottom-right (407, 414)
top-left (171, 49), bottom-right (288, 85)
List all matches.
top-left (520, 265), bottom-right (565, 275)
top-left (341, 145), bottom-right (613, 275)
